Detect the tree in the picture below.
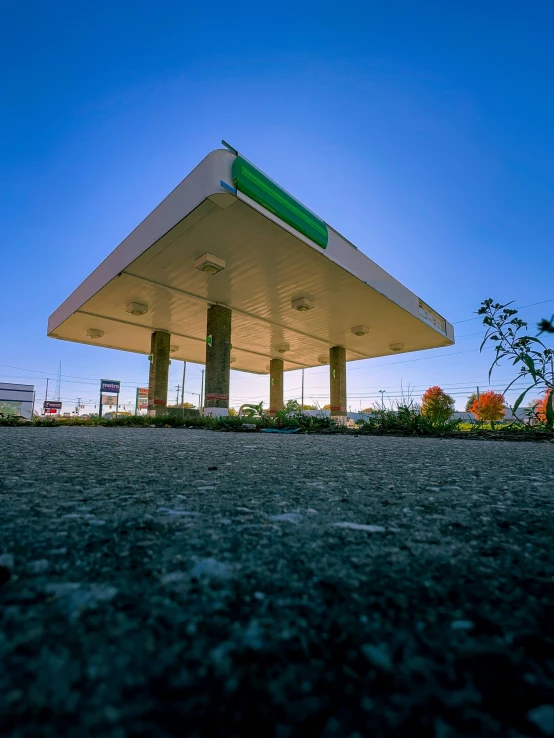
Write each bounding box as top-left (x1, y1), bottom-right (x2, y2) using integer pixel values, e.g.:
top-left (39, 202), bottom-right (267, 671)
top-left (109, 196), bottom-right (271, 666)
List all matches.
top-left (323, 404), bottom-right (331, 410)
top-left (534, 390), bottom-right (553, 424)
top-left (228, 407), bottom-right (238, 416)
top-left (301, 404), bottom-right (317, 411)
top-left (421, 386), bottom-right (455, 423)
top-left (469, 391), bottom-right (506, 426)
top-left (465, 393), bottom-right (477, 412)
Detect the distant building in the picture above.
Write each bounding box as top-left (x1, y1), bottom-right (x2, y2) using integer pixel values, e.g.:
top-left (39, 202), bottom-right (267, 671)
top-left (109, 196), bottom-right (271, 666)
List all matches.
top-left (0, 383), bottom-right (35, 419)
top-left (451, 409), bottom-right (536, 424)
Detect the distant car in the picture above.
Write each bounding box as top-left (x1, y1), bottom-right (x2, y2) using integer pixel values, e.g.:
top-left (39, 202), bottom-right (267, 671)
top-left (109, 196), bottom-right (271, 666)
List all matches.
top-left (102, 411), bottom-right (132, 419)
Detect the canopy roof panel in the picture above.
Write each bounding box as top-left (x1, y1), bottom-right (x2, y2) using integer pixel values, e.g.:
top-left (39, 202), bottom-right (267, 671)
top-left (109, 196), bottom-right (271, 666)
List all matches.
top-left (48, 148), bottom-right (454, 373)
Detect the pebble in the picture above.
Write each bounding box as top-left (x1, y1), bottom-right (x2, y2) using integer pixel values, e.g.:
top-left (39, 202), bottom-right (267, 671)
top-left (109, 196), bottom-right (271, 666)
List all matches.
top-left (45, 582), bottom-right (119, 621)
top-left (528, 705), bottom-right (554, 735)
top-left (450, 620), bottom-right (474, 631)
top-left (26, 559), bottom-right (50, 574)
top-left (361, 643), bottom-right (392, 672)
top-left (160, 571), bottom-right (188, 585)
top-left (333, 523), bottom-right (386, 533)
top-left (156, 507), bottom-right (200, 517)
top-left (0, 553), bottom-right (15, 569)
top-left (191, 558), bottom-right (232, 580)
top-left (268, 513), bottom-right (303, 523)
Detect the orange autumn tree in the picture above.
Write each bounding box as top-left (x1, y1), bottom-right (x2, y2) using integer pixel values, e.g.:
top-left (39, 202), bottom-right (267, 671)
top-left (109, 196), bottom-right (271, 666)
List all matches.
top-left (469, 391), bottom-right (506, 425)
top-left (421, 386), bottom-right (455, 423)
top-left (534, 390), bottom-right (553, 423)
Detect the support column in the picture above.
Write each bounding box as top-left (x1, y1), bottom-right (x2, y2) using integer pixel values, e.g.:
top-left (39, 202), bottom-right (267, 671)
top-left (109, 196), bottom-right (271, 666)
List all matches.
top-left (269, 358), bottom-right (284, 415)
top-left (330, 345), bottom-right (347, 423)
top-left (148, 331), bottom-right (171, 417)
top-left (204, 304), bottom-right (231, 417)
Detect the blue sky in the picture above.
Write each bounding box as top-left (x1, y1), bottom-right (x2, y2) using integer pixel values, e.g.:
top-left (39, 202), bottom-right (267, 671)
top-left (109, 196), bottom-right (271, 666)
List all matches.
top-left (2, 1), bottom-right (553, 413)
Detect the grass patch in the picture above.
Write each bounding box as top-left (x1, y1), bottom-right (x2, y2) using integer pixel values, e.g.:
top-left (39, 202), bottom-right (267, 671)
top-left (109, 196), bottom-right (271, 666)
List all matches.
top-left (2, 408), bottom-right (552, 441)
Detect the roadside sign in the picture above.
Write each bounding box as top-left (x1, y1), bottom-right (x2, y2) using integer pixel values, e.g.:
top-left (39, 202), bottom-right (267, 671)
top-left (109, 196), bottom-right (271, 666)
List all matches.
top-left (99, 379), bottom-right (120, 418)
top-left (44, 401), bottom-right (62, 410)
top-left (100, 380), bottom-right (120, 394)
top-left (137, 387), bottom-right (148, 410)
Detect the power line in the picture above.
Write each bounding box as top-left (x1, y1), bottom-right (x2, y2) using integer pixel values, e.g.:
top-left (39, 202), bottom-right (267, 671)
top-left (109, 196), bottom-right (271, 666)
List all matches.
top-left (452, 297), bottom-right (554, 325)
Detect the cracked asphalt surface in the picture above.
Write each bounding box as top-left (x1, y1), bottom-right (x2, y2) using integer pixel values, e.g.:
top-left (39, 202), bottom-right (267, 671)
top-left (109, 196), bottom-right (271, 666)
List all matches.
top-left (1, 427), bottom-right (554, 737)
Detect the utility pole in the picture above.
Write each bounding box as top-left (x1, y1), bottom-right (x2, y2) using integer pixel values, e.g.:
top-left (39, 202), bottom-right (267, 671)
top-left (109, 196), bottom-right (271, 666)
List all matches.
top-left (175, 384), bottom-right (180, 406)
top-left (54, 361), bottom-right (61, 401)
top-left (45, 378), bottom-right (49, 402)
top-left (301, 369), bottom-right (305, 413)
top-left (76, 397), bottom-right (82, 416)
top-left (200, 369), bottom-right (205, 410)
top-left (379, 390), bottom-right (386, 410)
top-left (181, 361), bottom-right (187, 418)
top-left (476, 386), bottom-right (480, 422)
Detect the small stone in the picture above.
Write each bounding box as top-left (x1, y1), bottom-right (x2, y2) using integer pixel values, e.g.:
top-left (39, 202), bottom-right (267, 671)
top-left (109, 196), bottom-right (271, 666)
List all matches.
top-left (528, 705), bottom-right (554, 735)
top-left (191, 558), bottom-right (232, 580)
top-left (0, 553), bottom-right (14, 569)
top-left (26, 559), bottom-right (50, 574)
top-left (160, 571), bottom-right (188, 585)
top-left (333, 522), bottom-right (386, 533)
top-left (361, 696), bottom-right (374, 711)
top-left (157, 507), bottom-right (199, 517)
top-left (45, 582), bottom-right (118, 621)
top-left (361, 643), bottom-right (392, 672)
top-left (268, 513), bottom-right (303, 523)
top-left (450, 620), bottom-right (474, 631)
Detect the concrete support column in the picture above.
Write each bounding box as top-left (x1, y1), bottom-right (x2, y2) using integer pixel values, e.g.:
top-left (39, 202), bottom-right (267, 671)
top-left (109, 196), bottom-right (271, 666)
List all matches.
top-left (330, 345), bottom-right (347, 423)
top-left (148, 330), bottom-right (171, 417)
top-left (204, 304), bottom-right (231, 416)
top-left (269, 358), bottom-right (284, 415)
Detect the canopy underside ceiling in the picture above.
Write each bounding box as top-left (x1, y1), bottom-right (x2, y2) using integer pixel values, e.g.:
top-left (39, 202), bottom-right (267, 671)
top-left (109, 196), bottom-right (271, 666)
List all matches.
top-left (49, 197), bottom-right (451, 374)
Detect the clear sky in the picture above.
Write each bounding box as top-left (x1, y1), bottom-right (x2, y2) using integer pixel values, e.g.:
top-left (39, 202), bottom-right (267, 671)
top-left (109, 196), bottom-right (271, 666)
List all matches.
top-left (2, 1), bottom-right (553, 414)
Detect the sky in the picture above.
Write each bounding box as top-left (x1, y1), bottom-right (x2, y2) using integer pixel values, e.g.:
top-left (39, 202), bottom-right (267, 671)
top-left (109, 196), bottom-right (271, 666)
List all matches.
top-left (1, 0), bottom-right (553, 414)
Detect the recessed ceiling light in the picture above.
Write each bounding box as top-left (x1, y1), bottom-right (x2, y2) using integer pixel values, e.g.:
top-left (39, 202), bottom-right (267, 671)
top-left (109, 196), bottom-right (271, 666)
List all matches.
top-left (276, 343), bottom-right (290, 354)
top-left (389, 342), bottom-right (404, 352)
top-left (87, 328), bottom-right (104, 339)
top-left (230, 356), bottom-right (236, 363)
top-left (126, 301), bottom-right (148, 316)
top-left (195, 252), bottom-right (226, 275)
top-left (291, 297), bottom-right (314, 312)
top-left (351, 325), bottom-right (369, 336)
top-left (317, 354), bottom-right (329, 364)
top-left (170, 345), bottom-right (179, 353)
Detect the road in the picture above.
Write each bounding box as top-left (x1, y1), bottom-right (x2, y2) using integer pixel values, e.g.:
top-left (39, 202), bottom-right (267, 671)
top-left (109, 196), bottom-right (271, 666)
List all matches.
top-left (1, 428), bottom-right (553, 737)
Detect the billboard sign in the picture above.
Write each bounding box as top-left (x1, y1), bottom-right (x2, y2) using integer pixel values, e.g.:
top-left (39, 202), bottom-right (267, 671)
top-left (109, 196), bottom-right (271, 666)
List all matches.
top-left (101, 394), bottom-right (117, 406)
top-left (44, 401), bottom-right (62, 410)
top-left (100, 379), bottom-right (120, 394)
top-left (137, 387), bottom-right (148, 408)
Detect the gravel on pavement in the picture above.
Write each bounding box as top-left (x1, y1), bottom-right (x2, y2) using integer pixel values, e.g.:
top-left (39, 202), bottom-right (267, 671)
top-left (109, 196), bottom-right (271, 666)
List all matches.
top-left (1, 427), bottom-right (553, 737)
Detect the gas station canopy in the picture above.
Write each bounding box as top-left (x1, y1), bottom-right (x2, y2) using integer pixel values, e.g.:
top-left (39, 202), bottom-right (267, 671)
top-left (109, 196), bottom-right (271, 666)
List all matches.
top-left (48, 146), bottom-right (454, 373)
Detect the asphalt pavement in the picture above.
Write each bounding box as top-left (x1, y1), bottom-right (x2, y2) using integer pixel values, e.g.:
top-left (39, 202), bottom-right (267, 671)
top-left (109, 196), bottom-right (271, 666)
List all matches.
top-left (1, 427), bottom-right (553, 737)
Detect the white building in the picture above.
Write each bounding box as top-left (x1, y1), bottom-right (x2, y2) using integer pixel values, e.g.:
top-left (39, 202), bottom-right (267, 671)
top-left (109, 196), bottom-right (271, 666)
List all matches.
top-left (0, 383), bottom-right (35, 419)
